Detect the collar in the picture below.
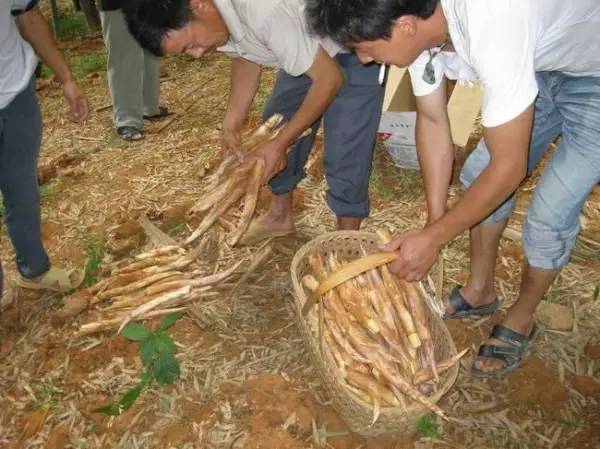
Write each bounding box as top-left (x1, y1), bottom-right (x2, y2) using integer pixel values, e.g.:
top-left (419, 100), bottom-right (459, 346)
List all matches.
top-left (213, 0), bottom-right (245, 43)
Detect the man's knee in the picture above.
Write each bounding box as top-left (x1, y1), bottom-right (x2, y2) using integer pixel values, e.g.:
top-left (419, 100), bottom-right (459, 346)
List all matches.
top-left (523, 211), bottom-right (580, 270)
top-left (460, 140), bottom-right (515, 224)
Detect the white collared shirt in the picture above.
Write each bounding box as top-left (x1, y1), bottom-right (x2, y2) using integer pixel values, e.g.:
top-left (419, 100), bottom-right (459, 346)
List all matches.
top-left (216, 0), bottom-right (342, 76)
top-left (408, 0), bottom-right (600, 127)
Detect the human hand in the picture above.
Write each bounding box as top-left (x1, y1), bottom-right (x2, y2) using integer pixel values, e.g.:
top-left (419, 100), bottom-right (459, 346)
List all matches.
top-left (221, 128), bottom-right (243, 161)
top-left (60, 77), bottom-right (89, 122)
top-left (250, 138), bottom-right (287, 184)
top-left (381, 228), bottom-right (441, 281)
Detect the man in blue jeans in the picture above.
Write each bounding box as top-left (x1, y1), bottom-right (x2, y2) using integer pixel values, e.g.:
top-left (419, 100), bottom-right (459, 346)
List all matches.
top-left (308, 0), bottom-right (600, 375)
top-left (122, 0), bottom-right (384, 243)
top-left (0, 0), bottom-right (89, 308)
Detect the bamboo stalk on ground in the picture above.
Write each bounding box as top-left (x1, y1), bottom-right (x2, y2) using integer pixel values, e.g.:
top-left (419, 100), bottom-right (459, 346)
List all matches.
top-left (75, 307), bottom-right (187, 337)
top-left (97, 271), bottom-right (183, 301)
top-left (117, 285), bottom-right (192, 332)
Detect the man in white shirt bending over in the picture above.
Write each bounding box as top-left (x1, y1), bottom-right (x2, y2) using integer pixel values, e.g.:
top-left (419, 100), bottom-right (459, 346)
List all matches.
top-left (123, 0), bottom-right (384, 244)
top-left (309, 0), bottom-right (600, 376)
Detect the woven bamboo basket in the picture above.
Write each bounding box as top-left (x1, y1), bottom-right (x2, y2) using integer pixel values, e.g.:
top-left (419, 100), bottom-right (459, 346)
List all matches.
top-left (290, 231), bottom-right (459, 436)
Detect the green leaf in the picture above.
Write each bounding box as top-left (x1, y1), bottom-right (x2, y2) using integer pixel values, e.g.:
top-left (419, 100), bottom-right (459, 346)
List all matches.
top-left (154, 332), bottom-right (176, 354)
top-left (121, 323), bottom-right (151, 341)
top-left (139, 337), bottom-right (156, 367)
top-left (92, 404), bottom-right (120, 416)
top-left (92, 382), bottom-right (146, 416)
top-left (116, 383), bottom-right (145, 411)
top-left (157, 311), bottom-right (184, 332)
top-left (153, 352), bottom-right (180, 385)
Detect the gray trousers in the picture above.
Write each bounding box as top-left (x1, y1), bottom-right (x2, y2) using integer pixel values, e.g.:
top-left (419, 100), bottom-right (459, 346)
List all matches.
top-left (0, 76), bottom-right (50, 280)
top-left (100, 9), bottom-right (160, 129)
top-left (265, 53), bottom-right (385, 217)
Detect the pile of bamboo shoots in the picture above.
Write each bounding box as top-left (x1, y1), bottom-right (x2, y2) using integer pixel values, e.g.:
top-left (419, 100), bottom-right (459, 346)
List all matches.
top-left (185, 114), bottom-right (287, 247)
top-left (71, 244), bottom-right (242, 337)
top-left (301, 230), bottom-right (466, 423)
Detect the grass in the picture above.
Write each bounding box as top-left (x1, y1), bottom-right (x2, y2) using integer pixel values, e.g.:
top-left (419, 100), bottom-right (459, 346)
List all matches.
top-left (167, 223), bottom-right (186, 237)
top-left (369, 171), bottom-right (393, 198)
top-left (25, 383), bottom-right (61, 411)
top-left (83, 235), bottom-right (106, 287)
top-left (68, 51), bottom-right (106, 79)
top-left (41, 49), bottom-right (106, 80)
top-left (56, 13), bottom-right (88, 39)
top-left (416, 414), bottom-right (441, 439)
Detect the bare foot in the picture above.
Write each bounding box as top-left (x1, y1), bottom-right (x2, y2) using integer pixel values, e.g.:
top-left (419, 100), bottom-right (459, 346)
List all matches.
top-left (256, 208), bottom-right (294, 232)
top-left (444, 284), bottom-right (497, 317)
top-left (473, 306), bottom-right (535, 374)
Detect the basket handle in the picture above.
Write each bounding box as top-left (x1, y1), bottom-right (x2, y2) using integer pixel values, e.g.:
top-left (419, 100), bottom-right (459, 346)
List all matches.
top-left (302, 251), bottom-right (398, 315)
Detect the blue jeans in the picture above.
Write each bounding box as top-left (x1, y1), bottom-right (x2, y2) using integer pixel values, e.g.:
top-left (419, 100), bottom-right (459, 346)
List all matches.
top-left (265, 53), bottom-right (384, 217)
top-left (461, 72), bottom-right (600, 270)
top-left (0, 76), bottom-right (50, 279)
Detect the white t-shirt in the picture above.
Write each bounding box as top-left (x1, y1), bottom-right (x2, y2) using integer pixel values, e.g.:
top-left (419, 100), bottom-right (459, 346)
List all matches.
top-left (408, 0), bottom-right (600, 127)
top-left (216, 0), bottom-right (343, 76)
top-left (0, 0), bottom-right (39, 109)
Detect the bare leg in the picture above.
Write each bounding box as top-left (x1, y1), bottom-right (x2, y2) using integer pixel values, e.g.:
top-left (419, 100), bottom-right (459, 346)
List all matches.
top-left (445, 219), bottom-right (507, 315)
top-left (256, 191), bottom-right (294, 231)
top-left (473, 263), bottom-right (558, 372)
top-left (337, 216), bottom-right (362, 230)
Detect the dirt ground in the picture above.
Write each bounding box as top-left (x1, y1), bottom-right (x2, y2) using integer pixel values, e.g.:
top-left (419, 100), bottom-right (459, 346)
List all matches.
top-left (1, 17), bottom-right (600, 449)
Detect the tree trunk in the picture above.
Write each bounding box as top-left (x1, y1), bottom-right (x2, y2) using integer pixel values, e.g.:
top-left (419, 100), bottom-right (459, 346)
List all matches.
top-left (48, 0), bottom-right (60, 35)
top-left (78, 0), bottom-right (100, 32)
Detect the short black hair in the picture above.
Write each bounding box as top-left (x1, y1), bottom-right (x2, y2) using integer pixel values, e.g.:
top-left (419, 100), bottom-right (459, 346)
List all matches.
top-left (306, 0), bottom-right (439, 44)
top-left (122, 0), bottom-right (192, 56)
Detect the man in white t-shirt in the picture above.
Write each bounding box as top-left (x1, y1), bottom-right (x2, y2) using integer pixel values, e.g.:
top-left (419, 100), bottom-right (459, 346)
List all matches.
top-left (309, 0), bottom-right (600, 376)
top-left (1, 0), bottom-right (89, 307)
top-left (123, 0), bottom-right (384, 243)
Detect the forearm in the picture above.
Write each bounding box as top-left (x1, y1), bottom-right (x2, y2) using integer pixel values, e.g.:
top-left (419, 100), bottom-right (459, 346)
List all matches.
top-left (222, 58), bottom-right (262, 132)
top-left (274, 76), bottom-right (339, 147)
top-left (415, 114), bottom-right (454, 224)
top-left (17, 8), bottom-right (74, 84)
top-left (426, 105), bottom-right (534, 245)
top-left (427, 161), bottom-right (522, 242)
top-left (274, 48), bottom-right (342, 148)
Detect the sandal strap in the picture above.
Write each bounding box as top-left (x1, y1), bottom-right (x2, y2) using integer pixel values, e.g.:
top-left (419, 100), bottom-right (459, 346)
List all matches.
top-left (490, 324), bottom-right (536, 348)
top-left (478, 342), bottom-right (522, 359)
top-left (448, 285), bottom-right (472, 313)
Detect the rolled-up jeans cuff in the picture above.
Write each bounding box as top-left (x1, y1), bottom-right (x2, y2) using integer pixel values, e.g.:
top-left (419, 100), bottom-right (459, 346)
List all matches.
top-left (326, 193), bottom-right (369, 218)
top-left (523, 220), bottom-right (579, 270)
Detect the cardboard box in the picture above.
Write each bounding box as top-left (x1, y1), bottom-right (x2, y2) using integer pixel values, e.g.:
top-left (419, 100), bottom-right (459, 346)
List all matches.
top-left (378, 66), bottom-right (482, 170)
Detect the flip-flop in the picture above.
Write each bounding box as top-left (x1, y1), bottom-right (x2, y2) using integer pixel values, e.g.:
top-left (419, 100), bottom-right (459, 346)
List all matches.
top-left (17, 266), bottom-right (84, 293)
top-left (143, 106), bottom-right (174, 121)
top-left (238, 218), bottom-right (295, 246)
top-left (117, 126), bottom-right (143, 141)
top-left (472, 324), bottom-right (538, 378)
top-left (444, 285), bottom-right (499, 319)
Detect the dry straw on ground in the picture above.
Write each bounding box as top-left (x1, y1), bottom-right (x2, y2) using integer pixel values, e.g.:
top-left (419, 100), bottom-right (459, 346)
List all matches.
top-left (0, 33), bottom-right (599, 449)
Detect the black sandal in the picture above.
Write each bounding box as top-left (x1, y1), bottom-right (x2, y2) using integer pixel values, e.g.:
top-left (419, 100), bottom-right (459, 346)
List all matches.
top-left (472, 324), bottom-right (537, 377)
top-left (143, 106), bottom-right (173, 121)
top-left (117, 126), bottom-right (143, 141)
top-left (444, 285), bottom-right (499, 319)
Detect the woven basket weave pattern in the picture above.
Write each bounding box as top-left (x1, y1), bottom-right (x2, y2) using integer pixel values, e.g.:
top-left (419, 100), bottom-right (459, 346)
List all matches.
top-left (290, 231), bottom-right (458, 436)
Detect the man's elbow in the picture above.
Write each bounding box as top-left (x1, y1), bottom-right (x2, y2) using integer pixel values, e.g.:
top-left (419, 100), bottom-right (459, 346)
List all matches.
top-left (500, 157), bottom-right (527, 189)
